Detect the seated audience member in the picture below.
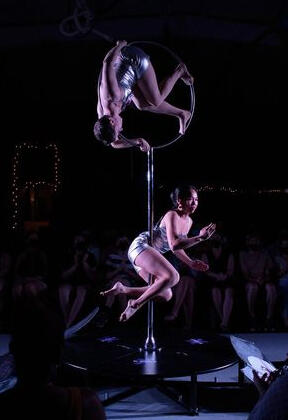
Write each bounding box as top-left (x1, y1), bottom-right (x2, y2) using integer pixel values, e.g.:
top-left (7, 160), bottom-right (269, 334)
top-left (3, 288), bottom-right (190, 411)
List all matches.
top-left (0, 239), bottom-right (12, 329)
top-left (96, 235), bottom-right (138, 327)
top-left (164, 252), bottom-right (198, 332)
top-left (274, 238), bottom-right (288, 329)
top-left (0, 293), bottom-right (106, 419)
top-left (12, 231), bottom-right (48, 299)
top-left (202, 233), bottom-right (235, 332)
top-left (239, 233), bottom-right (276, 331)
top-left (59, 232), bottom-right (98, 327)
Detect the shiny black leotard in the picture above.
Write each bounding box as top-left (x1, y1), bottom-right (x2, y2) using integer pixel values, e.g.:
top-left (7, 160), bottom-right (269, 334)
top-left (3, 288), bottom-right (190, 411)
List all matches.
top-left (115, 46), bottom-right (150, 109)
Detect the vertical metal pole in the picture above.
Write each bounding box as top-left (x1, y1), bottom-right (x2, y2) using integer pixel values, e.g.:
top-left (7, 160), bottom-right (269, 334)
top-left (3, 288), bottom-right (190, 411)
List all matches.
top-left (144, 147), bottom-right (156, 351)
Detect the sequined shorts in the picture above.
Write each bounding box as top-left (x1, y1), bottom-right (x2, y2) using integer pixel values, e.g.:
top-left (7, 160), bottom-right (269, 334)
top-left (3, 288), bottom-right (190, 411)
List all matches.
top-left (128, 232), bottom-right (150, 274)
top-left (117, 46), bottom-right (150, 109)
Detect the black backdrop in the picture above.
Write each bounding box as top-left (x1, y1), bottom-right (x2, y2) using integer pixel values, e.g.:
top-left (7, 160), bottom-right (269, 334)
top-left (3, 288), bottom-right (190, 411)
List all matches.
top-left (1, 3), bottom-right (288, 238)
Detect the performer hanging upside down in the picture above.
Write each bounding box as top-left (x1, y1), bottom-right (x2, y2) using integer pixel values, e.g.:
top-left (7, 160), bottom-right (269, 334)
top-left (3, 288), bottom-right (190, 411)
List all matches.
top-left (94, 40), bottom-right (194, 151)
top-left (101, 185), bottom-right (216, 321)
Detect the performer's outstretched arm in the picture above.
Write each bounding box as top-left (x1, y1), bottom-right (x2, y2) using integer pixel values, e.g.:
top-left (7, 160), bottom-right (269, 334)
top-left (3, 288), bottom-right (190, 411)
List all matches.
top-left (165, 211), bottom-right (216, 251)
top-left (173, 248), bottom-right (209, 271)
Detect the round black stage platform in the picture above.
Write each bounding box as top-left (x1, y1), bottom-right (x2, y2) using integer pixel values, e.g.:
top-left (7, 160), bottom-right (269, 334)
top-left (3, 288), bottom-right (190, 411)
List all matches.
top-left (63, 327), bottom-right (237, 379)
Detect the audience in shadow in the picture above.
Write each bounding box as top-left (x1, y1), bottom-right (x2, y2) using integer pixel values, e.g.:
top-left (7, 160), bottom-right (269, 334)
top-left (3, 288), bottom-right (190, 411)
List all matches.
top-left (273, 236), bottom-right (288, 329)
top-left (0, 238), bottom-right (12, 330)
top-left (164, 252), bottom-right (198, 332)
top-left (59, 232), bottom-right (99, 328)
top-left (239, 233), bottom-right (277, 331)
top-left (202, 233), bottom-right (235, 332)
top-left (0, 293), bottom-right (106, 419)
top-left (95, 234), bottom-right (138, 327)
top-left (248, 356), bottom-right (288, 420)
top-left (12, 231), bottom-right (48, 299)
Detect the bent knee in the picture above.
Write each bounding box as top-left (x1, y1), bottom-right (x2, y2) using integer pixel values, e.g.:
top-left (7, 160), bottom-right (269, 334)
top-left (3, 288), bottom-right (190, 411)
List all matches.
top-left (265, 283), bottom-right (276, 292)
top-left (157, 288), bottom-right (173, 302)
top-left (163, 270), bottom-right (179, 288)
top-left (171, 271), bottom-right (180, 287)
top-left (149, 98), bottom-right (162, 108)
top-left (246, 282), bottom-right (259, 292)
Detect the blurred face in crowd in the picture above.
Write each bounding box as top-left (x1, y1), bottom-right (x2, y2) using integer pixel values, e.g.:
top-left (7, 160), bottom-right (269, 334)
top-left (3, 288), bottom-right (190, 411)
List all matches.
top-left (280, 239), bottom-right (288, 254)
top-left (246, 235), bottom-right (261, 251)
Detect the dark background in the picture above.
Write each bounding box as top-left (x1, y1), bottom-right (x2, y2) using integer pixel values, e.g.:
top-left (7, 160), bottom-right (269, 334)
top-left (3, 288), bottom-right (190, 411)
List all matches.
top-left (1, 0), bottom-right (288, 239)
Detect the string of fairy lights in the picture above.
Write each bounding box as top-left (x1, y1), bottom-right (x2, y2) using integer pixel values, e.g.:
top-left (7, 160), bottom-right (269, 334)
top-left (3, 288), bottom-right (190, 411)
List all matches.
top-left (11, 142), bottom-right (61, 230)
top-left (197, 186), bottom-right (288, 194)
top-left (10, 142), bottom-right (287, 230)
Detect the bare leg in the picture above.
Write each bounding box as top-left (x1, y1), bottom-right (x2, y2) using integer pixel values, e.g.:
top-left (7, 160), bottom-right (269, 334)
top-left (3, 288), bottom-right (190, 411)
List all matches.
top-left (132, 86), bottom-right (191, 134)
top-left (279, 276), bottom-right (288, 327)
top-left (101, 281), bottom-right (149, 299)
top-left (117, 293), bottom-right (128, 313)
top-left (104, 277), bottom-right (132, 312)
top-left (246, 283), bottom-right (259, 319)
top-left (265, 283), bottom-right (277, 320)
top-left (212, 287), bottom-right (223, 322)
top-left (136, 63), bottom-right (192, 107)
top-left (25, 280), bottom-right (47, 296)
top-left (119, 247), bottom-right (179, 321)
top-left (132, 249), bottom-right (179, 305)
top-left (183, 277), bottom-right (196, 330)
top-left (165, 275), bottom-right (189, 321)
top-left (144, 102), bottom-right (191, 135)
top-left (66, 286), bottom-right (87, 327)
top-left (221, 287), bottom-right (234, 328)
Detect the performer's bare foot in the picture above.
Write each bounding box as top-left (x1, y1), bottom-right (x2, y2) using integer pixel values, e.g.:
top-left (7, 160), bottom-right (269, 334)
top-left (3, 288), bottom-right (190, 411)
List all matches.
top-left (100, 281), bottom-right (126, 297)
top-left (178, 110), bottom-right (191, 134)
top-left (177, 63), bottom-right (194, 85)
top-left (119, 299), bottom-right (140, 322)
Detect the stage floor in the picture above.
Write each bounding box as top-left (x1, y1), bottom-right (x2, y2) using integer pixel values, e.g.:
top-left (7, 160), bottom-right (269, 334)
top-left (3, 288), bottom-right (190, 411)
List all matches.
top-left (1, 331), bottom-right (287, 419)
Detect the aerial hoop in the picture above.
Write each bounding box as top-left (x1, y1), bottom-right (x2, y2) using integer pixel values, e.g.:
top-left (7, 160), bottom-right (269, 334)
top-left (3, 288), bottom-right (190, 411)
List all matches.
top-left (96, 40), bottom-right (195, 149)
top-left (128, 40), bottom-right (195, 149)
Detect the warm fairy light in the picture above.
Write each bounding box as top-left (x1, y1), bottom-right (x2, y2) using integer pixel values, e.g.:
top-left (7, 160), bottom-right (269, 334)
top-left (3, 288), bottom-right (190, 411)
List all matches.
top-left (197, 185), bottom-right (286, 194)
top-left (10, 142), bottom-right (61, 230)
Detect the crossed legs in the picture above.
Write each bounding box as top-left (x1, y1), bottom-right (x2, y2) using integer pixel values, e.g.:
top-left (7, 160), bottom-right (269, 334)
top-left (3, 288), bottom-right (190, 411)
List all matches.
top-left (132, 63), bottom-right (193, 134)
top-left (101, 247), bottom-right (179, 321)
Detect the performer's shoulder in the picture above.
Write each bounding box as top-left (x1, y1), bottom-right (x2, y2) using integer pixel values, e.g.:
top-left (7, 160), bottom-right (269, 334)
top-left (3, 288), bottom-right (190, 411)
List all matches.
top-left (163, 209), bottom-right (177, 220)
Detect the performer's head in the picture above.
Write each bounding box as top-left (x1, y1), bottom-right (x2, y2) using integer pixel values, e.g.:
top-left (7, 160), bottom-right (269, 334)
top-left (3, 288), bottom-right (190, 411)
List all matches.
top-left (93, 115), bottom-right (122, 146)
top-left (171, 185), bottom-right (198, 214)
top-left (245, 233), bottom-right (261, 251)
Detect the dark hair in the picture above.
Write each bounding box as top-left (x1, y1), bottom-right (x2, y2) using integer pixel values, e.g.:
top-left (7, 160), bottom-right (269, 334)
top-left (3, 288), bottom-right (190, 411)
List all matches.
top-left (170, 184), bottom-right (197, 207)
top-left (93, 116), bottom-right (116, 145)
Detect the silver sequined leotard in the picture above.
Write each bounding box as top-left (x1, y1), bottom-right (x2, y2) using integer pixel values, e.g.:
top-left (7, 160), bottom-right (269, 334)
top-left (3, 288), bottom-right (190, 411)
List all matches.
top-left (128, 224), bottom-right (187, 274)
top-left (115, 46), bottom-right (150, 110)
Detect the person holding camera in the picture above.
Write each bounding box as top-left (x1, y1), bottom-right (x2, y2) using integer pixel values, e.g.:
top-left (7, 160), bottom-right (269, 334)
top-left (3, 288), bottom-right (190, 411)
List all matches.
top-left (59, 233), bottom-right (98, 328)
